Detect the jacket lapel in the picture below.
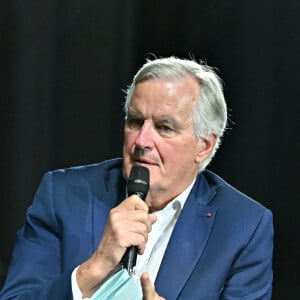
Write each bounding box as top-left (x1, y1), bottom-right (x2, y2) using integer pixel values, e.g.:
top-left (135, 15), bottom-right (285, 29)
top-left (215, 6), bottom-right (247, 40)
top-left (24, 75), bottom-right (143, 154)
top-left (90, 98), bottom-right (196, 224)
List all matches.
top-left (155, 173), bottom-right (217, 299)
top-left (92, 165), bottom-right (126, 251)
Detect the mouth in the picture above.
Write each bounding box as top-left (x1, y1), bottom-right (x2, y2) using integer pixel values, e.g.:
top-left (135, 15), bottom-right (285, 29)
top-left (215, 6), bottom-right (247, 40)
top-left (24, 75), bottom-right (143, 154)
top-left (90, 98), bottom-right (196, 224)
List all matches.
top-left (134, 159), bottom-right (155, 166)
top-left (132, 157), bottom-right (158, 167)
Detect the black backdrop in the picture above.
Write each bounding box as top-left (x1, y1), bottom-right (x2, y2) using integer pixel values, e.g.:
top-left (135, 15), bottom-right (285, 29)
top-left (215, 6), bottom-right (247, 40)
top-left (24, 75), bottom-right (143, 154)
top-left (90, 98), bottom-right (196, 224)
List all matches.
top-left (1, 0), bottom-right (299, 298)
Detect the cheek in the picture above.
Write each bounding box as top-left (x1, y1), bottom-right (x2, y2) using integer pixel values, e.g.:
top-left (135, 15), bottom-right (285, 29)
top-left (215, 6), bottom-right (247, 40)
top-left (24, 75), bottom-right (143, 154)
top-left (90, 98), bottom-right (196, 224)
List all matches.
top-left (122, 138), bottom-right (131, 169)
top-left (168, 139), bottom-right (198, 164)
top-left (122, 144), bottom-right (132, 180)
top-left (122, 131), bottom-right (138, 163)
top-left (123, 131), bottom-right (135, 151)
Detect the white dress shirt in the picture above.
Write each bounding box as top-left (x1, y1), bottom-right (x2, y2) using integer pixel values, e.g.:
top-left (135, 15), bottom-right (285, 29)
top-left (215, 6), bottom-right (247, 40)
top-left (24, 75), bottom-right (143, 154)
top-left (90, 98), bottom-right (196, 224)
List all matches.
top-left (72, 179), bottom-right (196, 299)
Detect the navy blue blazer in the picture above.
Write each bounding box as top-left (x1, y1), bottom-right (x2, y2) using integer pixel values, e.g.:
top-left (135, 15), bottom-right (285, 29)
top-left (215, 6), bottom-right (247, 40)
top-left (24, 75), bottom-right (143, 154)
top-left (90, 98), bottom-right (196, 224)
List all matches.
top-left (0, 158), bottom-right (273, 299)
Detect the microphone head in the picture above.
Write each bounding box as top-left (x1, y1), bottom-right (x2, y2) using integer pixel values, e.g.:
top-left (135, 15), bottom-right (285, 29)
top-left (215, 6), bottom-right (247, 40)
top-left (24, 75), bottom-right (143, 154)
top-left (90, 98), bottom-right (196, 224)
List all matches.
top-left (127, 166), bottom-right (150, 199)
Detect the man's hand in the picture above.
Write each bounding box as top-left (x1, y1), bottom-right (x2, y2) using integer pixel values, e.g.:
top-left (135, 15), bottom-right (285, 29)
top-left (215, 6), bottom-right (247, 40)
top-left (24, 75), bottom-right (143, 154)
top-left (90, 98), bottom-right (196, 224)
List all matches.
top-left (76, 195), bottom-right (157, 297)
top-left (141, 272), bottom-right (166, 300)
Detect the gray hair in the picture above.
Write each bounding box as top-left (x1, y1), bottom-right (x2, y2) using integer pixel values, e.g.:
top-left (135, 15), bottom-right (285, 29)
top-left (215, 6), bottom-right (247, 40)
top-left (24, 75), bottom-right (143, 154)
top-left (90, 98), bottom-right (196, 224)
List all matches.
top-left (124, 56), bottom-right (227, 171)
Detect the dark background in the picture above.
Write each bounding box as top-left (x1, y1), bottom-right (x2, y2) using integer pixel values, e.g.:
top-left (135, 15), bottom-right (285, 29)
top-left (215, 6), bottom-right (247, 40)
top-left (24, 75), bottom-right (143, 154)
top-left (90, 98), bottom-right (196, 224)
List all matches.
top-left (1, 0), bottom-right (299, 298)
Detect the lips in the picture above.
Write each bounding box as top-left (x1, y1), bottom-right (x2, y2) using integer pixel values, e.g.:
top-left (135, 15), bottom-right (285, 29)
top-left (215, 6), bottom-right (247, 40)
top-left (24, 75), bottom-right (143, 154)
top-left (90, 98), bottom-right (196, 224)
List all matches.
top-left (134, 159), bottom-right (156, 165)
top-left (131, 156), bottom-right (158, 166)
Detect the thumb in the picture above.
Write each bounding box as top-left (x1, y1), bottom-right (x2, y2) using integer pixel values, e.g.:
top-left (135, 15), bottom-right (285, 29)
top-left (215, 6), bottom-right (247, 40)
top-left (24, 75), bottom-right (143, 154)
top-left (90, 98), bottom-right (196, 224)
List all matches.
top-left (140, 272), bottom-right (153, 295)
top-left (121, 194), bottom-right (149, 212)
top-left (140, 272), bottom-right (166, 300)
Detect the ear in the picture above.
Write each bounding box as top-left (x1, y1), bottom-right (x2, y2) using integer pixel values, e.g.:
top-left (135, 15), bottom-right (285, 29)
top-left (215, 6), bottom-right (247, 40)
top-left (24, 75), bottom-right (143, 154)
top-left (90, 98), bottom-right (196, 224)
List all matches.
top-left (195, 134), bottom-right (217, 164)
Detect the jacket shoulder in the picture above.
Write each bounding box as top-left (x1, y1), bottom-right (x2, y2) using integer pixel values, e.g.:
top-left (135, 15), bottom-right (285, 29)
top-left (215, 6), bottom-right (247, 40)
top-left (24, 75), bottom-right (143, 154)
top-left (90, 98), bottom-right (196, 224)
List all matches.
top-left (37, 158), bottom-right (124, 196)
top-left (49, 158), bottom-right (123, 176)
top-left (203, 170), bottom-right (271, 214)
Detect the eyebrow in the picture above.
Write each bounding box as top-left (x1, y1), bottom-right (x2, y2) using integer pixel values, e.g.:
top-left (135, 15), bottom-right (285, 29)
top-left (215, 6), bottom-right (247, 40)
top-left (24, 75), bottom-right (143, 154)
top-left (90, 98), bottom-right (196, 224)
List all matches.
top-left (126, 110), bottom-right (143, 119)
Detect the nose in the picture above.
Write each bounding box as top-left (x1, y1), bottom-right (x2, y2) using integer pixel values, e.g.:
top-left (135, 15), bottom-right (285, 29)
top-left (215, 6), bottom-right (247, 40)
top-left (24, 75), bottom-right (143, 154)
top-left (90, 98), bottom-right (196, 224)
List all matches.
top-left (134, 121), bottom-right (154, 150)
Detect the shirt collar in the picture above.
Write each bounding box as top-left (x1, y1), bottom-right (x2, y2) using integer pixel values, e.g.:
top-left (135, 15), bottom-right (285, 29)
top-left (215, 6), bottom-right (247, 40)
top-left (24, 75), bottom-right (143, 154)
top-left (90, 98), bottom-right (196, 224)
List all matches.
top-left (153, 178), bottom-right (197, 231)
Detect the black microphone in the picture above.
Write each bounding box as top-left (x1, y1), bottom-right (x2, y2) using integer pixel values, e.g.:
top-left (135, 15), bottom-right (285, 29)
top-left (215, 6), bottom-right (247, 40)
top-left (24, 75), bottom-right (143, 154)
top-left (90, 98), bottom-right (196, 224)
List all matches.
top-left (121, 166), bottom-right (150, 274)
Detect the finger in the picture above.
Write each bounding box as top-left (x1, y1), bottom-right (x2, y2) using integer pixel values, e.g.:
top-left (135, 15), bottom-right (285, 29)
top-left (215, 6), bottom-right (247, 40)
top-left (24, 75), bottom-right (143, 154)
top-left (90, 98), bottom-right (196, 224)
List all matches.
top-left (106, 209), bottom-right (153, 255)
top-left (149, 213), bottom-right (157, 227)
top-left (111, 209), bottom-right (153, 233)
top-left (118, 194), bottom-right (149, 212)
top-left (141, 273), bottom-right (166, 300)
top-left (112, 199), bottom-right (156, 230)
top-left (130, 194), bottom-right (150, 211)
top-left (141, 272), bottom-right (155, 299)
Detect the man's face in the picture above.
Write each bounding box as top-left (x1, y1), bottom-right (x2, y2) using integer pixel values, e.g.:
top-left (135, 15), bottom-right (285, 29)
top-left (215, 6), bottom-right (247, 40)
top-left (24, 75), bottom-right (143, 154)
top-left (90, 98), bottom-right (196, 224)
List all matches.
top-left (122, 77), bottom-right (215, 210)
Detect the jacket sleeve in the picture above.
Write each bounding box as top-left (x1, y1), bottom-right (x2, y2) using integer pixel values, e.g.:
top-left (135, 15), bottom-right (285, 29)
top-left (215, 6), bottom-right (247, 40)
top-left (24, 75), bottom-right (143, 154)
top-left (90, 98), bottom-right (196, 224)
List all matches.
top-left (221, 208), bottom-right (274, 300)
top-left (0, 172), bottom-right (74, 300)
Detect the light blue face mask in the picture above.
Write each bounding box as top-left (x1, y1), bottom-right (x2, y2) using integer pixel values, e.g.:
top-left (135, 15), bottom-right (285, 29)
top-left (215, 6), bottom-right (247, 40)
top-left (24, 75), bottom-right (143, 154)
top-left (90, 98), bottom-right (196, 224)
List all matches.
top-left (90, 269), bottom-right (142, 300)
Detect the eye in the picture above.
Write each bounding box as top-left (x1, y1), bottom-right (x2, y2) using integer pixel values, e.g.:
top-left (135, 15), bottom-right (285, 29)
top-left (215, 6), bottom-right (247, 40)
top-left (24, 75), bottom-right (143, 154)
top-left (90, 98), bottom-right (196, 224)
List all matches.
top-left (158, 124), bottom-right (173, 132)
top-left (126, 115), bottom-right (144, 129)
top-left (156, 123), bottom-right (176, 137)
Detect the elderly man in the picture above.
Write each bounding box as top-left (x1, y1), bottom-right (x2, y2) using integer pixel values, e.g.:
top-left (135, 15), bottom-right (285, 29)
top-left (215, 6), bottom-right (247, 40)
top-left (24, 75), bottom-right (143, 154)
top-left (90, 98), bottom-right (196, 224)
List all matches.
top-left (0, 57), bottom-right (273, 300)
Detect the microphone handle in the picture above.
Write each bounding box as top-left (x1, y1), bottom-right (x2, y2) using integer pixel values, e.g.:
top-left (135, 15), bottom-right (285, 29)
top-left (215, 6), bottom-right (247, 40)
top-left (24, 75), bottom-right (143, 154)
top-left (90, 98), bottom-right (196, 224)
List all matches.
top-left (122, 245), bottom-right (138, 274)
top-left (122, 191), bottom-right (146, 274)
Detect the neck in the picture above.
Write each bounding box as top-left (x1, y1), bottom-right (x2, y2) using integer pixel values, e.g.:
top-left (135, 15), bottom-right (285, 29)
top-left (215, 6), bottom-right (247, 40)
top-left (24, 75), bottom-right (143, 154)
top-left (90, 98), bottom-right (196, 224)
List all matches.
top-left (145, 177), bottom-right (197, 212)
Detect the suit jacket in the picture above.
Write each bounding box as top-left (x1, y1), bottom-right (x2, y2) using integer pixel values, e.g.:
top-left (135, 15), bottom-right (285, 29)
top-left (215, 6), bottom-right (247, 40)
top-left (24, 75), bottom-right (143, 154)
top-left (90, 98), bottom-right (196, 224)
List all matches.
top-left (0, 158), bottom-right (273, 300)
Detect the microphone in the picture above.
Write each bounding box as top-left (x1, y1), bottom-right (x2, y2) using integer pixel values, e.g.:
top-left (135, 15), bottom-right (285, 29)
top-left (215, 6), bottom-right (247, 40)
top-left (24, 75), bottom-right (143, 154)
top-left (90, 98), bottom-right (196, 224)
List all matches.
top-left (121, 166), bottom-right (150, 274)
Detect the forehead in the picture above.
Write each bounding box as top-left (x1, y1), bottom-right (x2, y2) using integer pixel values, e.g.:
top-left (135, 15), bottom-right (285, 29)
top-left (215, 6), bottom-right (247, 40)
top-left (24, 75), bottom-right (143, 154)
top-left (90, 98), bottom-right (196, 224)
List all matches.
top-left (129, 77), bottom-right (200, 117)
